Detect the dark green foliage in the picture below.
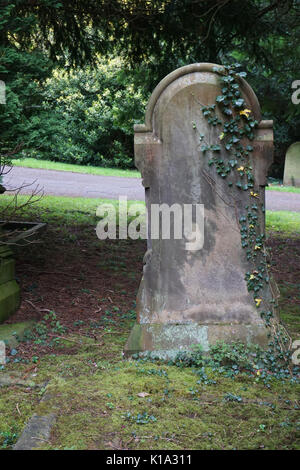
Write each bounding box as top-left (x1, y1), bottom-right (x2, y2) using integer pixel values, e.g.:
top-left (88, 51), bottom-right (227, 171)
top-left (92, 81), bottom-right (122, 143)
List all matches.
top-left (0, 2), bottom-right (54, 157)
top-left (0, 1), bottom-right (299, 172)
top-left (23, 60), bottom-right (147, 167)
top-left (0, 429), bottom-right (18, 449)
top-left (8, 1), bottom-right (297, 71)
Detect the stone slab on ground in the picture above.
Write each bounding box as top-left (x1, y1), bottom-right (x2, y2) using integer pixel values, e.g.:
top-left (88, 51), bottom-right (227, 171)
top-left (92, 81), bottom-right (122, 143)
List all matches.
top-left (14, 386), bottom-right (57, 450)
top-left (0, 372), bottom-right (37, 388)
top-left (14, 413), bottom-right (57, 450)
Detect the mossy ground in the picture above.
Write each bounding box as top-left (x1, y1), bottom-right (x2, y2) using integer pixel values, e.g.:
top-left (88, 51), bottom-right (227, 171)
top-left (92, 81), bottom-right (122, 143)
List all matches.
top-left (0, 195), bottom-right (299, 450)
top-left (2, 331), bottom-right (299, 450)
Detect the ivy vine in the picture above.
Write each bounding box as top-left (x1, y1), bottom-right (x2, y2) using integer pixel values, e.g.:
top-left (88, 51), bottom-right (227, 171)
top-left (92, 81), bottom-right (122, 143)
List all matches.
top-left (196, 63), bottom-right (292, 373)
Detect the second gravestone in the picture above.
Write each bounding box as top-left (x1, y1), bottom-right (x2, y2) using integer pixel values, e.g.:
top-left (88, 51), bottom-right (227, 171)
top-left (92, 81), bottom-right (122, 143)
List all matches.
top-left (283, 142), bottom-right (300, 187)
top-left (125, 63), bottom-right (278, 358)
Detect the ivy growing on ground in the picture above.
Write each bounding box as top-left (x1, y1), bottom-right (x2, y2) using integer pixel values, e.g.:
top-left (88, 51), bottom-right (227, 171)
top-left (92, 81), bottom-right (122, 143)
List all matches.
top-left (196, 63), bottom-right (294, 375)
top-left (133, 340), bottom-right (299, 386)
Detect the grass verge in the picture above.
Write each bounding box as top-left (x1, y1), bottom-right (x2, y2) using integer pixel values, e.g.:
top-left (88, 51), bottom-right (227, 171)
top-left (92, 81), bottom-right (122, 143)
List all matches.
top-left (267, 186), bottom-right (300, 194)
top-left (12, 158), bottom-right (141, 179)
top-left (266, 211), bottom-right (300, 235)
top-left (1, 194), bottom-right (300, 232)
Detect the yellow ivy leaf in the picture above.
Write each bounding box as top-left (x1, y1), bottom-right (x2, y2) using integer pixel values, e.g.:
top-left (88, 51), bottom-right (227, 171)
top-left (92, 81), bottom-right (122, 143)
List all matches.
top-left (237, 166), bottom-right (244, 171)
top-left (219, 132), bottom-right (225, 140)
top-left (254, 245), bottom-right (261, 250)
top-left (255, 298), bottom-right (262, 307)
top-left (240, 108), bottom-right (251, 118)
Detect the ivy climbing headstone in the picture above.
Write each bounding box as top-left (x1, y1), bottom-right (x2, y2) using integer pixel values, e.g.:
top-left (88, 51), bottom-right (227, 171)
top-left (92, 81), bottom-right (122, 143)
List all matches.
top-left (125, 63), bottom-right (287, 359)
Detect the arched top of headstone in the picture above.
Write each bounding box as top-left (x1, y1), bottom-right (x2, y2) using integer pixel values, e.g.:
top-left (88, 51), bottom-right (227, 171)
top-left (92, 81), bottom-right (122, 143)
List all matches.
top-left (287, 141), bottom-right (300, 153)
top-left (134, 63), bottom-right (262, 133)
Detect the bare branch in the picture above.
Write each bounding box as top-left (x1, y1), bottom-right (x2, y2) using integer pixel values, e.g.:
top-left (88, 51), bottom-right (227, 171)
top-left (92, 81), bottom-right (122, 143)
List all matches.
top-left (0, 148), bottom-right (44, 246)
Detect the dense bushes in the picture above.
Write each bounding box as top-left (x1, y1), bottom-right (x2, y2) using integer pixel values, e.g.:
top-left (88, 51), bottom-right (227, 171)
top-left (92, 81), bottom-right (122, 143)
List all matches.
top-left (0, 3), bottom-right (53, 159)
top-left (17, 55), bottom-right (300, 173)
top-left (23, 59), bottom-right (147, 168)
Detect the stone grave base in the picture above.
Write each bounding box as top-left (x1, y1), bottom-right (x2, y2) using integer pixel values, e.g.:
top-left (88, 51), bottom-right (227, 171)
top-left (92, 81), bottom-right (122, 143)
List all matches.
top-left (124, 322), bottom-right (269, 360)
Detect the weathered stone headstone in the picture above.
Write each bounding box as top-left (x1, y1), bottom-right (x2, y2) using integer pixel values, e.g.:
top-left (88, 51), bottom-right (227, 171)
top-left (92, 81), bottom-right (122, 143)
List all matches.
top-left (125, 63), bottom-right (276, 358)
top-left (283, 142), bottom-right (300, 187)
top-left (0, 246), bottom-right (20, 323)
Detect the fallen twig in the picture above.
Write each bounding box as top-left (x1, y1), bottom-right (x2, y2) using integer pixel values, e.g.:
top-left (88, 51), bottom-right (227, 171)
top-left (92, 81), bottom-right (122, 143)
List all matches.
top-left (47, 333), bottom-right (103, 347)
top-left (25, 299), bottom-right (52, 314)
top-left (16, 403), bottom-right (21, 416)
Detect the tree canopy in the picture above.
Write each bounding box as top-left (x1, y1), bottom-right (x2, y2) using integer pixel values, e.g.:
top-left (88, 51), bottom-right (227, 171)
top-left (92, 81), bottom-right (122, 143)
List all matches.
top-left (2, 1), bottom-right (298, 67)
top-left (0, 0), bottom-right (299, 174)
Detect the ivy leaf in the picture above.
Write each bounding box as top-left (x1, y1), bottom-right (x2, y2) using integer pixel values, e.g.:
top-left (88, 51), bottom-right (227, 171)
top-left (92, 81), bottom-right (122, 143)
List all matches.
top-left (211, 144), bottom-right (221, 152)
top-left (233, 98), bottom-right (245, 108)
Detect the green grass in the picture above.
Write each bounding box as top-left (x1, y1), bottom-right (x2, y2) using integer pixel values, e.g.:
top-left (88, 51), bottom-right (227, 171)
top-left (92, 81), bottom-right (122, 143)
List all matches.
top-left (267, 185), bottom-right (300, 194)
top-left (0, 194), bottom-right (144, 225)
top-left (266, 211), bottom-right (300, 234)
top-left (13, 157), bottom-right (141, 179)
top-left (1, 194), bottom-right (299, 234)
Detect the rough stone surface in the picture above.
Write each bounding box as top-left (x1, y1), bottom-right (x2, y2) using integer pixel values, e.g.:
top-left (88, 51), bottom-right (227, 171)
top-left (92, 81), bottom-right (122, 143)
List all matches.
top-left (125, 63), bottom-right (275, 357)
top-left (283, 142), bottom-right (300, 187)
top-left (0, 281), bottom-right (21, 324)
top-left (14, 388), bottom-right (56, 450)
top-left (0, 372), bottom-right (37, 388)
top-left (14, 413), bottom-right (56, 450)
top-left (0, 246), bottom-right (20, 323)
top-left (124, 323), bottom-right (269, 359)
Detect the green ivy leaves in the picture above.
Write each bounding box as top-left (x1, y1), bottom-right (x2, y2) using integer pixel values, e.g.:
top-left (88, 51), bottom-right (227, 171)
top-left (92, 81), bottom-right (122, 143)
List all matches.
top-left (197, 63), bottom-right (291, 368)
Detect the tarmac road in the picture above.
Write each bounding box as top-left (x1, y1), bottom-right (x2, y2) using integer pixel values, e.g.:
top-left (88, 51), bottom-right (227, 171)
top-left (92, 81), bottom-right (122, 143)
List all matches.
top-left (3, 166), bottom-right (300, 212)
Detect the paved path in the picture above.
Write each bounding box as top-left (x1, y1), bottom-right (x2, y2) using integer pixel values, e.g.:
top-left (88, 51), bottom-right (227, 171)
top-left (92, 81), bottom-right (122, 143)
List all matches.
top-left (4, 166), bottom-right (144, 201)
top-left (3, 166), bottom-right (300, 212)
